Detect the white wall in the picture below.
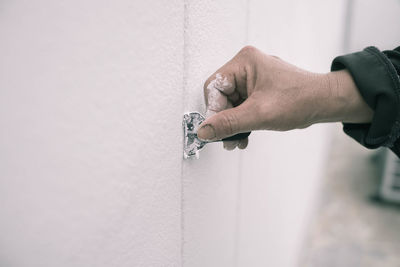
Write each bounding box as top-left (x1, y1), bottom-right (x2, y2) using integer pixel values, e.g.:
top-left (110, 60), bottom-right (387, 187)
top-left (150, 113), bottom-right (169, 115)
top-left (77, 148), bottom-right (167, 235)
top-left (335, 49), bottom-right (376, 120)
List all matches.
top-left (0, 1), bottom-right (184, 266)
top-left (181, 1), bottom-right (248, 266)
top-left (237, 2), bottom-right (346, 266)
top-left (348, 0), bottom-right (400, 51)
top-left (0, 1), bottom-right (347, 266)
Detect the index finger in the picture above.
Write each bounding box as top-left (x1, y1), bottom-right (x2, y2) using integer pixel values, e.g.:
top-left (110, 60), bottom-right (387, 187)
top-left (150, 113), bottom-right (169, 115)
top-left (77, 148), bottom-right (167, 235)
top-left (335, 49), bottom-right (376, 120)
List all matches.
top-left (204, 72), bottom-right (236, 118)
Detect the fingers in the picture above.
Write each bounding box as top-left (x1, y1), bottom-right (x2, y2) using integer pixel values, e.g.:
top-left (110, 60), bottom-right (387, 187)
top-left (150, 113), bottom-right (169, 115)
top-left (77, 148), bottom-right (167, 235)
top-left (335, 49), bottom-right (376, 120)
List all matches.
top-left (223, 137), bottom-right (248, 151)
top-left (202, 48), bottom-right (254, 150)
top-left (227, 91), bottom-right (241, 106)
top-left (203, 75), bottom-right (251, 150)
top-left (238, 137), bottom-right (248, 149)
top-left (203, 53), bottom-right (248, 116)
top-left (204, 73), bottom-right (236, 117)
top-left (223, 140), bottom-right (239, 151)
top-left (198, 98), bottom-right (257, 141)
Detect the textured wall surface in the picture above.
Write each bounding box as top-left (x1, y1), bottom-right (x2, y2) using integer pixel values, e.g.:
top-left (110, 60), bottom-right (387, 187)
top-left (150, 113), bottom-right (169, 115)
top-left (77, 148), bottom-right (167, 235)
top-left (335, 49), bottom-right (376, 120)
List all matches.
top-left (181, 1), bottom-right (248, 266)
top-left (237, 1), bottom-right (346, 266)
top-left (0, 1), bottom-right (347, 267)
top-left (0, 1), bottom-right (184, 266)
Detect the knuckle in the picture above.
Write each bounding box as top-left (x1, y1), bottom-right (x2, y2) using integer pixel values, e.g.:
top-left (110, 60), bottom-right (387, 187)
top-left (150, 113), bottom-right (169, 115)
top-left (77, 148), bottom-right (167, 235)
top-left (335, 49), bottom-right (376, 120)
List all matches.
top-left (203, 77), bottom-right (213, 92)
top-left (270, 55), bottom-right (281, 60)
top-left (239, 45), bottom-right (258, 55)
top-left (236, 46), bottom-right (258, 76)
top-left (238, 64), bottom-right (247, 81)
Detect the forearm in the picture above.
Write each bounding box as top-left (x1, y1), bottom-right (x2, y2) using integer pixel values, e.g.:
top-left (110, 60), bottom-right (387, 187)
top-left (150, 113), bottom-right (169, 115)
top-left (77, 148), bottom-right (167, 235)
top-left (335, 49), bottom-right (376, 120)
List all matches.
top-left (299, 69), bottom-right (373, 126)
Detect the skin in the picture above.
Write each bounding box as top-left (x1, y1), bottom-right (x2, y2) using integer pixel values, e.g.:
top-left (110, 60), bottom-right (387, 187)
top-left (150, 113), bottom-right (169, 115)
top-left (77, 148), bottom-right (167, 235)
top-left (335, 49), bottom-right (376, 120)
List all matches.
top-left (197, 46), bottom-right (374, 150)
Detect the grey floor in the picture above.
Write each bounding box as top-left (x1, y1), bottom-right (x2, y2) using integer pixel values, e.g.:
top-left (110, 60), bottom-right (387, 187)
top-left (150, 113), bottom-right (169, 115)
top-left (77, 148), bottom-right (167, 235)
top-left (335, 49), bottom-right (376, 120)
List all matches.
top-left (300, 126), bottom-right (400, 267)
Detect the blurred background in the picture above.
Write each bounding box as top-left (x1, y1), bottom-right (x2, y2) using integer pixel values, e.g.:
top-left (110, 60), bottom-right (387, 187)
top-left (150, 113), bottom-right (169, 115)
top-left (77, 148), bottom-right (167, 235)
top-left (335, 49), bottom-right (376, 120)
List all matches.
top-left (0, 0), bottom-right (399, 266)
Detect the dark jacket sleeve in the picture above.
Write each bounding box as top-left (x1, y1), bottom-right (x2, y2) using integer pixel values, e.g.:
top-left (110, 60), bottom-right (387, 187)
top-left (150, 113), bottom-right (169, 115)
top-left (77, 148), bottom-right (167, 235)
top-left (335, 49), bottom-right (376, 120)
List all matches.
top-left (331, 46), bottom-right (400, 157)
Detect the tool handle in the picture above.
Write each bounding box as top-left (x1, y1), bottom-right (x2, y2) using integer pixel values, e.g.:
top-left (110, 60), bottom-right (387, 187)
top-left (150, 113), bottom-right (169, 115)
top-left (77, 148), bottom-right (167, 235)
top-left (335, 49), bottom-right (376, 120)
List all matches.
top-left (220, 131), bottom-right (251, 142)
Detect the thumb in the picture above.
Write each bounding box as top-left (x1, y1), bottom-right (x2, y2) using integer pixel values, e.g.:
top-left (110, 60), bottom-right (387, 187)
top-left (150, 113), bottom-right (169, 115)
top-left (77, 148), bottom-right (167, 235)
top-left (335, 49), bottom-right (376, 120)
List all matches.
top-left (198, 100), bottom-right (257, 141)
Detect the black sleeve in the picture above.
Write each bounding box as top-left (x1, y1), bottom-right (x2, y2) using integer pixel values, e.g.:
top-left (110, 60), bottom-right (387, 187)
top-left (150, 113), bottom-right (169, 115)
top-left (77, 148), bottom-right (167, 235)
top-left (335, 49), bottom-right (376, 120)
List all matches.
top-left (331, 46), bottom-right (400, 157)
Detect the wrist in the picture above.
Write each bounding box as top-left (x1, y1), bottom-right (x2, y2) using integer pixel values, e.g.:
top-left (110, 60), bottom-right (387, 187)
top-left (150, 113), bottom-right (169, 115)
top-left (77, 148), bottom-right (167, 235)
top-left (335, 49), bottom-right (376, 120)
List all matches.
top-left (314, 70), bottom-right (373, 124)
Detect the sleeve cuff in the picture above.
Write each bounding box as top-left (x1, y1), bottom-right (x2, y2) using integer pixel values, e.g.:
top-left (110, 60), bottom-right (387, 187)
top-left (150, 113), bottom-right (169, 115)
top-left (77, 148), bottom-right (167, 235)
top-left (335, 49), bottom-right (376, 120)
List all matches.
top-left (331, 46), bottom-right (400, 149)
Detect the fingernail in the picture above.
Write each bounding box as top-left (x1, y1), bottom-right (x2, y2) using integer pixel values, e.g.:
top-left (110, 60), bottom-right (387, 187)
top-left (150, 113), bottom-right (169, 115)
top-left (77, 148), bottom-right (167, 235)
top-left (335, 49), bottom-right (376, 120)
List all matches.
top-left (197, 124), bottom-right (216, 141)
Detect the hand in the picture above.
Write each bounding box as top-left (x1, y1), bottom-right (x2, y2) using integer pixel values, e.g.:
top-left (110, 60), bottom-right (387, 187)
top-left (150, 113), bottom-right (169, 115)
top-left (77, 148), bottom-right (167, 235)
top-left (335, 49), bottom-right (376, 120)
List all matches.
top-left (197, 46), bottom-right (373, 150)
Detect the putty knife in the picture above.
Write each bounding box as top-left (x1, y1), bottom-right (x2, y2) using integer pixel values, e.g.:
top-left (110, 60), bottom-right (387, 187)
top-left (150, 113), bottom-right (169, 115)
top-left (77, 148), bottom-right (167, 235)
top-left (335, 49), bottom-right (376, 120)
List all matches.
top-left (183, 111), bottom-right (251, 159)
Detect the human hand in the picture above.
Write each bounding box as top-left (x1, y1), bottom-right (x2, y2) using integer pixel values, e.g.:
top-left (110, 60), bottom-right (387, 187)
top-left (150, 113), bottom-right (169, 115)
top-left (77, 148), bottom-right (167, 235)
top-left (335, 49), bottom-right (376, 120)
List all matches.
top-left (197, 46), bottom-right (373, 150)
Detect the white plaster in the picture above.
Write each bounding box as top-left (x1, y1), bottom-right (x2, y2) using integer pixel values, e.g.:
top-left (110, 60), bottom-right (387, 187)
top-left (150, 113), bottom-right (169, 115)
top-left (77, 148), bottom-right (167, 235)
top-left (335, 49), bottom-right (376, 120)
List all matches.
top-left (205, 73), bottom-right (233, 117)
top-left (206, 76), bottom-right (225, 113)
